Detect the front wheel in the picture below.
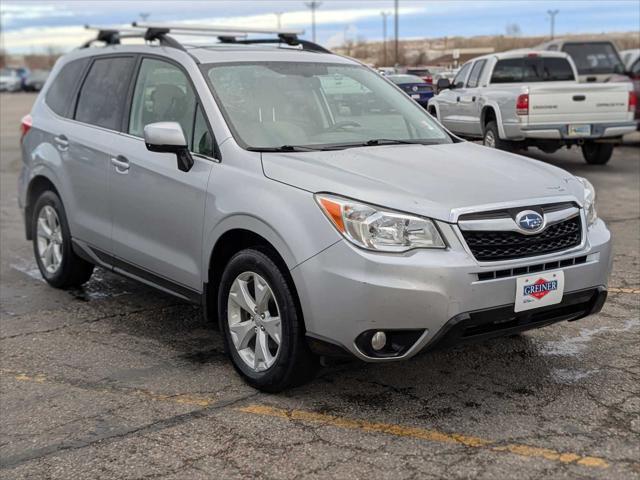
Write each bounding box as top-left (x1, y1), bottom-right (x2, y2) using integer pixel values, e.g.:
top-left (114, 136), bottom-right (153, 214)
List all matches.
top-left (32, 191), bottom-right (94, 288)
top-left (581, 142), bottom-right (614, 165)
top-left (218, 248), bottom-right (317, 392)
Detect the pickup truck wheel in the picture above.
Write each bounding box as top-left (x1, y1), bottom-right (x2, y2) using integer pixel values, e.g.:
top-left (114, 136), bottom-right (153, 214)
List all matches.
top-left (219, 248), bottom-right (318, 392)
top-left (32, 191), bottom-right (94, 288)
top-left (483, 121), bottom-right (512, 151)
top-left (581, 142), bottom-right (614, 165)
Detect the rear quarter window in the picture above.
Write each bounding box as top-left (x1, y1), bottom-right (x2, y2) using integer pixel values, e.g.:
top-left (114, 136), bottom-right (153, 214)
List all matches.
top-left (490, 57), bottom-right (575, 83)
top-left (75, 56), bottom-right (135, 131)
top-left (45, 58), bottom-right (89, 118)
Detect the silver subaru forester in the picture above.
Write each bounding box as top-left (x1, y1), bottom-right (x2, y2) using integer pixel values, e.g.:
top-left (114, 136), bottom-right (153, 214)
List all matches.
top-left (19, 25), bottom-right (612, 391)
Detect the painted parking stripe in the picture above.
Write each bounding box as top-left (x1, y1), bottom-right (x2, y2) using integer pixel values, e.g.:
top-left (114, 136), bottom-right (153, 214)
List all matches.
top-left (236, 404), bottom-right (609, 469)
top-left (608, 287), bottom-right (640, 294)
top-left (3, 369), bottom-right (217, 407)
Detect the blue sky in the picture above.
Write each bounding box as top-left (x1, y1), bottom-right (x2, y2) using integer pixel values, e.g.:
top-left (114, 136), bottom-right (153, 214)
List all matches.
top-left (1, 0), bottom-right (638, 53)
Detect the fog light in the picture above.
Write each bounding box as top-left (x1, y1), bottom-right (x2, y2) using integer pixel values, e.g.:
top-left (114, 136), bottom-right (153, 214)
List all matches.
top-left (371, 331), bottom-right (387, 351)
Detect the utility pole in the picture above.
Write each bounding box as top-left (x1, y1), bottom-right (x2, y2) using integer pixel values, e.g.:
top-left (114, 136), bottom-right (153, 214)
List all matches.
top-left (394, 0), bottom-right (399, 67)
top-left (275, 12), bottom-right (283, 29)
top-left (305, 1), bottom-right (322, 43)
top-left (547, 9), bottom-right (559, 40)
top-left (381, 11), bottom-right (390, 66)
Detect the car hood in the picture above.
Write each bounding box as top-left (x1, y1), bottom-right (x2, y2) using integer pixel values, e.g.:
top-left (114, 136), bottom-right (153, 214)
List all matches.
top-left (262, 142), bottom-right (584, 221)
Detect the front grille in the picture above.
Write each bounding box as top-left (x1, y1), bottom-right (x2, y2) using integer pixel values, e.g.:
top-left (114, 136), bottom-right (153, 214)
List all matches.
top-left (461, 215), bottom-right (582, 261)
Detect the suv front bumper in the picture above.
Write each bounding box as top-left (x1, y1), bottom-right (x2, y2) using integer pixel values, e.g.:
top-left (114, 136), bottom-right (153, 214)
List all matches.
top-left (292, 218), bottom-right (612, 361)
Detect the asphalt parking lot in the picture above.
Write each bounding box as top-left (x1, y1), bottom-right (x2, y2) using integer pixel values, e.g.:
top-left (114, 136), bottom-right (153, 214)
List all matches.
top-left (1, 92), bottom-right (639, 479)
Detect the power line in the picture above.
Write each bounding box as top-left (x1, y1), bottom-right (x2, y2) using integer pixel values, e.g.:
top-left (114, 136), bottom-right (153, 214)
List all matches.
top-left (304, 1), bottom-right (322, 43)
top-left (547, 9), bottom-right (559, 40)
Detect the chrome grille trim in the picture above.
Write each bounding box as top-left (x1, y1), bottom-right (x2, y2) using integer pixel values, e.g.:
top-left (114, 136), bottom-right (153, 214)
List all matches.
top-left (458, 206), bottom-right (579, 235)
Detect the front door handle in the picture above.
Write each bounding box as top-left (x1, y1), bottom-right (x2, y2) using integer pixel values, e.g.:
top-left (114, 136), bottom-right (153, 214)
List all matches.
top-left (53, 135), bottom-right (68, 151)
top-left (111, 155), bottom-right (130, 174)
top-left (456, 96), bottom-right (461, 102)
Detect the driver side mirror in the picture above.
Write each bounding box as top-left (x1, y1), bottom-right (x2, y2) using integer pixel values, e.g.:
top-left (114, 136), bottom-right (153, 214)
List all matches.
top-left (436, 78), bottom-right (451, 91)
top-left (144, 122), bottom-right (194, 172)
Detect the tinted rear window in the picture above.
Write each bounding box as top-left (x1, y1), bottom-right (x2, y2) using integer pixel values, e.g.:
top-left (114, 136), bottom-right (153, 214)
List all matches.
top-left (490, 57), bottom-right (575, 83)
top-left (562, 43), bottom-right (624, 75)
top-left (45, 58), bottom-right (88, 117)
top-left (75, 56), bottom-right (135, 130)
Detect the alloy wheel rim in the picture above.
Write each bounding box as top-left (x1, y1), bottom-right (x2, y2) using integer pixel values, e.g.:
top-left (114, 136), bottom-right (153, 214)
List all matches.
top-left (484, 130), bottom-right (496, 148)
top-left (227, 271), bottom-right (282, 372)
top-left (36, 205), bottom-right (63, 274)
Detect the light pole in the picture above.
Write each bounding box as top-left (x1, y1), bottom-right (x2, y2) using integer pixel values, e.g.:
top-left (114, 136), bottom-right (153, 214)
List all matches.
top-left (394, 0), bottom-right (399, 67)
top-left (305, 1), bottom-right (322, 43)
top-left (381, 11), bottom-right (390, 66)
top-left (275, 12), bottom-right (283, 29)
top-left (547, 9), bottom-right (559, 40)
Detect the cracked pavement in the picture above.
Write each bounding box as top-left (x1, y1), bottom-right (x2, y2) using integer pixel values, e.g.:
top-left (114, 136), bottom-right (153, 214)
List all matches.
top-left (1, 93), bottom-right (639, 479)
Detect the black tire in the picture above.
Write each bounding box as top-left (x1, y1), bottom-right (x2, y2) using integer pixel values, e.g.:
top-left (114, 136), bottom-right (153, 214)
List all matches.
top-left (483, 121), bottom-right (513, 151)
top-left (32, 190), bottom-right (94, 288)
top-left (581, 142), bottom-right (614, 165)
top-left (218, 248), bottom-right (317, 392)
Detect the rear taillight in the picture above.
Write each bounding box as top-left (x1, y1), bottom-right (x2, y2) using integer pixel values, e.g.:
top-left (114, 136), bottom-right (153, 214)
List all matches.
top-left (516, 94), bottom-right (529, 116)
top-left (424, 75), bottom-right (432, 84)
top-left (629, 91), bottom-right (637, 112)
top-left (20, 114), bottom-right (32, 143)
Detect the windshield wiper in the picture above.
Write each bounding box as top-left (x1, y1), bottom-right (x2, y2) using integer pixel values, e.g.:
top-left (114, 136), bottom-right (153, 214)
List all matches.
top-left (363, 139), bottom-right (430, 146)
top-left (247, 145), bottom-right (324, 152)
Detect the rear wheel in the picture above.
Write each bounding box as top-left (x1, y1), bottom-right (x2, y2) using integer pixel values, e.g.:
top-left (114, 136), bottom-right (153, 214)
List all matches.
top-left (218, 248), bottom-right (317, 392)
top-left (581, 142), bottom-right (614, 165)
top-left (32, 191), bottom-right (94, 288)
top-left (483, 121), bottom-right (513, 152)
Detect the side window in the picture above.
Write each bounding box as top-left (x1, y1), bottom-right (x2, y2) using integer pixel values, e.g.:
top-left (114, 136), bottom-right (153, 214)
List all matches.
top-left (466, 60), bottom-right (487, 88)
top-left (128, 58), bottom-right (196, 144)
top-left (75, 57), bottom-right (135, 130)
top-left (548, 44), bottom-right (559, 51)
top-left (192, 105), bottom-right (214, 157)
top-left (452, 63), bottom-right (471, 88)
top-left (45, 58), bottom-right (88, 118)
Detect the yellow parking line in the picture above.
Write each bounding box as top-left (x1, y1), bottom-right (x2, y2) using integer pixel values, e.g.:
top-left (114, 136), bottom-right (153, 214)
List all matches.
top-left (237, 404), bottom-right (609, 469)
top-left (608, 287), bottom-right (640, 295)
top-left (2, 369), bottom-right (216, 407)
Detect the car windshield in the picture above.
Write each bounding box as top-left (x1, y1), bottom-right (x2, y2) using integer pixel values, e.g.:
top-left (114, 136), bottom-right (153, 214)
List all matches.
top-left (203, 62), bottom-right (451, 150)
top-left (562, 43), bottom-right (624, 75)
top-left (388, 75), bottom-right (425, 84)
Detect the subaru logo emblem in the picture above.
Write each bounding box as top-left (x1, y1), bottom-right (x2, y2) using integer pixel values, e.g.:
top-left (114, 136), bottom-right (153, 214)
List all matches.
top-left (412, 86), bottom-right (418, 91)
top-left (516, 210), bottom-right (544, 233)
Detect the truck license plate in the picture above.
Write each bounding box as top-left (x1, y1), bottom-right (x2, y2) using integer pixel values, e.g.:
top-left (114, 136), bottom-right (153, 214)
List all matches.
top-left (568, 124), bottom-right (591, 136)
top-left (514, 271), bottom-right (564, 313)
top-left (411, 93), bottom-right (421, 99)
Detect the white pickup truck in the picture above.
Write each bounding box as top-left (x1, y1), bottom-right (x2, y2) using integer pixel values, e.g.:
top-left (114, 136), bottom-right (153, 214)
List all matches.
top-left (428, 50), bottom-right (636, 164)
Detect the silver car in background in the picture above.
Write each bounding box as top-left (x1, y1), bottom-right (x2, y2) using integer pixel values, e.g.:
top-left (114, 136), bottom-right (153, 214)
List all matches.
top-left (19, 25), bottom-right (612, 391)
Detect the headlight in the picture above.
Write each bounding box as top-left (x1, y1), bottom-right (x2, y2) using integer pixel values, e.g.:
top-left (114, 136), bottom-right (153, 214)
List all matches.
top-left (315, 194), bottom-right (445, 252)
top-left (576, 176), bottom-right (597, 225)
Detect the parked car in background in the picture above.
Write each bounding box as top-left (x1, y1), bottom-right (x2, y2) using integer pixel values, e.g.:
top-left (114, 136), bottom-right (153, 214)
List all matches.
top-left (537, 40), bottom-right (626, 83)
top-left (387, 74), bottom-right (434, 107)
top-left (620, 49), bottom-right (640, 71)
top-left (24, 69), bottom-right (50, 91)
top-left (405, 67), bottom-right (438, 84)
top-left (0, 68), bottom-right (22, 92)
top-left (428, 50), bottom-right (636, 164)
top-left (621, 50), bottom-right (640, 127)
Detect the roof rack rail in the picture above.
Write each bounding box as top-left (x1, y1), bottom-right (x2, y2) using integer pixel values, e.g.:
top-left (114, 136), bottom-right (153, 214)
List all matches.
top-left (130, 23), bottom-right (330, 53)
top-left (81, 24), bottom-right (330, 54)
top-left (81, 25), bottom-right (186, 51)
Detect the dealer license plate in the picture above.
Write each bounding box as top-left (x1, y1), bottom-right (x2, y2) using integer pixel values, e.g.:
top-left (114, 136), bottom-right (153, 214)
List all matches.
top-left (514, 270), bottom-right (565, 313)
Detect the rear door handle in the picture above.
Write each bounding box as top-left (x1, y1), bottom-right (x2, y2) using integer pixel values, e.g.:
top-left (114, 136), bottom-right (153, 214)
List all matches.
top-left (53, 135), bottom-right (68, 151)
top-left (111, 155), bottom-right (130, 174)
top-left (572, 95), bottom-right (586, 101)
